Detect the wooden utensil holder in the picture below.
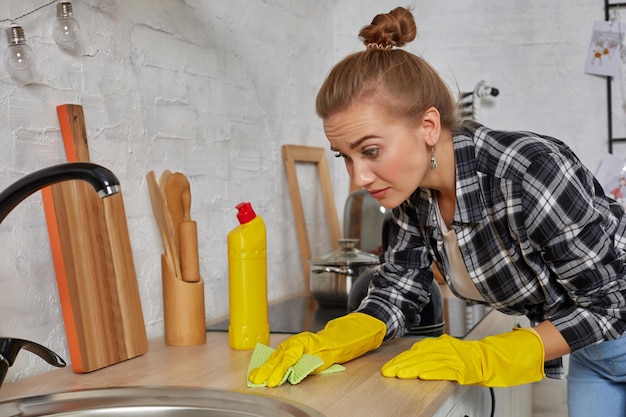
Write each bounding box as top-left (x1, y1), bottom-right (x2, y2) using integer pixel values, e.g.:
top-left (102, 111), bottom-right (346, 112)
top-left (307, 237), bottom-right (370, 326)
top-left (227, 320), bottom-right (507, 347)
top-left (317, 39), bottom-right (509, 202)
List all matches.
top-left (162, 254), bottom-right (207, 346)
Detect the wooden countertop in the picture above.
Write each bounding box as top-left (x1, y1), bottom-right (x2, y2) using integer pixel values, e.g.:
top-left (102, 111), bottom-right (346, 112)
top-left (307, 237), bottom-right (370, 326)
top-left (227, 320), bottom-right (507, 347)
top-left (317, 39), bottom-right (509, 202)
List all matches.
top-left (0, 333), bottom-right (453, 417)
top-left (0, 310), bottom-right (507, 417)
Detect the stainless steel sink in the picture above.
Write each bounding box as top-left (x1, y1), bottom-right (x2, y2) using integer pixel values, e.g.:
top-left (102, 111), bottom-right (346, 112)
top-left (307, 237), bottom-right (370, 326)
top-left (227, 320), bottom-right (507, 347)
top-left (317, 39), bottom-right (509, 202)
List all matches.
top-left (0, 386), bottom-right (325, 416)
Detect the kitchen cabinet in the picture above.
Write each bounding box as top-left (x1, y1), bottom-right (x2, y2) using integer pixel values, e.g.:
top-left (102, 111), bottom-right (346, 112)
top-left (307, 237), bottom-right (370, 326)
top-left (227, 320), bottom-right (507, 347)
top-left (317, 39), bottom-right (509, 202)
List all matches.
top-left (432, 385), bottom-right (478, 417)
top-left (432, 384), bottom-right (532, 417)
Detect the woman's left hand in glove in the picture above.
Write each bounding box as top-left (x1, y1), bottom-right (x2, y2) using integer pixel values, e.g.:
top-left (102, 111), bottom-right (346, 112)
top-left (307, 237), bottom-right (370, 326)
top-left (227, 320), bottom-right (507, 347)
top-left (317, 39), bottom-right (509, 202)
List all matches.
top-left (381, 327), bottom-right (545, 387)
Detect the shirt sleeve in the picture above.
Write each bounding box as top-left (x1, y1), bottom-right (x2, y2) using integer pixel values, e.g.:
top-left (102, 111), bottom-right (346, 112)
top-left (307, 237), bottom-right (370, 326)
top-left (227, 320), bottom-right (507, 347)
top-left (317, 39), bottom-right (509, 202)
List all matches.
top-left (522, 151), bottom-right (626, 352)
top-left (357, 200), bottom-right (435, 340)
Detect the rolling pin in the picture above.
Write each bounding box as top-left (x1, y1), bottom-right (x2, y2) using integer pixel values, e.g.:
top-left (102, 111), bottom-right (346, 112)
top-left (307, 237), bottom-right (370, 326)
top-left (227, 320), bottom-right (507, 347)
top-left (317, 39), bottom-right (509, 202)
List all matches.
top-left (179, 189), bottom-right (200, 283)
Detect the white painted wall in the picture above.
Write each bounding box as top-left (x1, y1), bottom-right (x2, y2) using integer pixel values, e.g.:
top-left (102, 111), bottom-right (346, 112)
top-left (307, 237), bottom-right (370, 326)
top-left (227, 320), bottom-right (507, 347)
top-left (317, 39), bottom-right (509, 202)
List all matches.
top-left (0, 0), bottom-right (622, 383)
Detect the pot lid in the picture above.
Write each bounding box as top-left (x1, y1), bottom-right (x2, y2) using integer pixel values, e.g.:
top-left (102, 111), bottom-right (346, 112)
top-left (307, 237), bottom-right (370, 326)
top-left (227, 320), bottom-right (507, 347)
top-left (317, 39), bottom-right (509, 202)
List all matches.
top-left (308, 239), bottom-right (380, 266)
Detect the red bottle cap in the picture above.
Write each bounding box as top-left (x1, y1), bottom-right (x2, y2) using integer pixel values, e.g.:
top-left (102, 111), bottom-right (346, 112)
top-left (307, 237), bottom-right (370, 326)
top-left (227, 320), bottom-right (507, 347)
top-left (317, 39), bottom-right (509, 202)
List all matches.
top-left (235, 202), bottom-right (256, 224)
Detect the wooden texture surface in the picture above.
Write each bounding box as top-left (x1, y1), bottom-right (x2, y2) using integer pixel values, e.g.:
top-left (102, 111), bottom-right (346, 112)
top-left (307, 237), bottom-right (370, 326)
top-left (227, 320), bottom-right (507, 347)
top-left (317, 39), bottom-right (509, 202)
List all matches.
top-left (0, 303), bottom-right (509, 416)
top-left (179, 189), bottom-right (200, 283)
top-left (41, 104), bottom-right (147, 373)
top-left (0, 331), bottom-right (455, 417)
top-left (0, 286), bottom-right (515, 417)
top-left (146, 170), bottom-right (179, 278)
top-left (164, 172), bottom-right (190, 252)
top-left (161, 254), bottom-right (206, 345)
top-left (147, 170), bottom-right (205, 345)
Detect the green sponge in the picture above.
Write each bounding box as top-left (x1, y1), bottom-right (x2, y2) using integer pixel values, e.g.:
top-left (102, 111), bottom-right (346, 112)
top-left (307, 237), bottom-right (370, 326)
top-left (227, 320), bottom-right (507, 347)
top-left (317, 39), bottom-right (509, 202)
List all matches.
top-left (247, 343), bottom-right (345, 387)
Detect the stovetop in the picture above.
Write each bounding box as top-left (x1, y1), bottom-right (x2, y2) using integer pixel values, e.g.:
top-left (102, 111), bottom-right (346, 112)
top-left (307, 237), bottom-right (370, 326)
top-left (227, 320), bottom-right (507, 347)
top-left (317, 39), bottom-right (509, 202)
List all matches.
top-left (206, 294), bottom-right (450, 337)
top-left (207, 295), bottom-right (338, 334)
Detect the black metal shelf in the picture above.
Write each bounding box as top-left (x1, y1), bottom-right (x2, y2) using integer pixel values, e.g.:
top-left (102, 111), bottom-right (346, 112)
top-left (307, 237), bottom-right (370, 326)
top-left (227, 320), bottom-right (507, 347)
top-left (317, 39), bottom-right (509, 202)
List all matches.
top-left (605, 1), bottom-right (626, 152)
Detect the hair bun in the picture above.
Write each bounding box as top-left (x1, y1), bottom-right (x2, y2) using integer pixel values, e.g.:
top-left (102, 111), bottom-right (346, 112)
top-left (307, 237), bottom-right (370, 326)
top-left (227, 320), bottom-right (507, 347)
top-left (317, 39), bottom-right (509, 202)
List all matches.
top-left (359, 7), bottom-right (417, 50)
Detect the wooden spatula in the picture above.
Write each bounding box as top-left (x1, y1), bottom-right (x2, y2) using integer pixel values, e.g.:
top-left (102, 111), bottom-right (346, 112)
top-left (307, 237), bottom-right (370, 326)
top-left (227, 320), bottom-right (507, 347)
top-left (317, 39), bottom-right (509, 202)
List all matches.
top-left (146, 171), bottom-right (181, 279)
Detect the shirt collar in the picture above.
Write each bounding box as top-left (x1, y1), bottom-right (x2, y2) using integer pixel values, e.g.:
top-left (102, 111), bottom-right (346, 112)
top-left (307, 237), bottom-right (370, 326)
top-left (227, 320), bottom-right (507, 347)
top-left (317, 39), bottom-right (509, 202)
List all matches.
top-left (411, 123), bottom-right (488, 227)
top-left (452, 127), bottom-right (488, 225)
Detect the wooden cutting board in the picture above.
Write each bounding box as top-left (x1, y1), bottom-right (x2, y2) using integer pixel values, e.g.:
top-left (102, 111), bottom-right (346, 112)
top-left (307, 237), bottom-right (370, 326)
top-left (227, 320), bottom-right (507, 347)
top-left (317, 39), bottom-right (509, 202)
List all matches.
top-left (41, 104), bottom-right (148, 373)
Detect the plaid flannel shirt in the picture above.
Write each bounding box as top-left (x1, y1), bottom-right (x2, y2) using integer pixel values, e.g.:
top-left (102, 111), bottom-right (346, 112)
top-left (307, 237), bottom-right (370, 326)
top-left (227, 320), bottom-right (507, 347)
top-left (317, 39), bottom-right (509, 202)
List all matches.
top-left (358, 121), bottom-right (626, 378)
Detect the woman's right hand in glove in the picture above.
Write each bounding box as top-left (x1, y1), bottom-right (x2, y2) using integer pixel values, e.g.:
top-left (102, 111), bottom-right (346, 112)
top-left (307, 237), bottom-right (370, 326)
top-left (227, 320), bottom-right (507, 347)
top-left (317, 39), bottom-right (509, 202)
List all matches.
top-left (248, 312), bottom-right (386, 387)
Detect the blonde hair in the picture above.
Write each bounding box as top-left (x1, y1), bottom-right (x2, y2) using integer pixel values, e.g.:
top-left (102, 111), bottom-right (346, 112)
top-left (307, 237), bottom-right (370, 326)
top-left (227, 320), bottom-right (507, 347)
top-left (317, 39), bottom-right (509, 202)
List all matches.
top-left (315, 7), bottom-right (458, 130)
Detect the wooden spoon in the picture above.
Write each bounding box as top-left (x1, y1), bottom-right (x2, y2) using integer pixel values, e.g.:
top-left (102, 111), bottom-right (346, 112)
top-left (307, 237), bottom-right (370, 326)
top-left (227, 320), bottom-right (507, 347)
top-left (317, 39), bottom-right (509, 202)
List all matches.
top-left (165, 172), bottom-right (191, 250)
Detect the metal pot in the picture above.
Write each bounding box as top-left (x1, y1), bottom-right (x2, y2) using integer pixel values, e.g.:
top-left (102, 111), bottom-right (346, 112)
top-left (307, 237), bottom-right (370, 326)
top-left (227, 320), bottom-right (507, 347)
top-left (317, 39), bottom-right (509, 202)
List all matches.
top-left (308, 239), bottom-right (380, 308)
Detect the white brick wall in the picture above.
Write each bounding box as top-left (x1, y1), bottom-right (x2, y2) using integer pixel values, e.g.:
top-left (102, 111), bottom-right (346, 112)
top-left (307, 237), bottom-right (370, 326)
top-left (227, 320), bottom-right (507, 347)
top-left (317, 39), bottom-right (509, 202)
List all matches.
top-left (0, 0), bottom-right (621, 382)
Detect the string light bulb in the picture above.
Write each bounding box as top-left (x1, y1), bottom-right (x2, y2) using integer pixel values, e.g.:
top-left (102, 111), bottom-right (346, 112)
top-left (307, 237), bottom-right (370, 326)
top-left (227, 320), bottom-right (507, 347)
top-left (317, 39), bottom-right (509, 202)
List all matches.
top-left (4, 24), bottom-right (36, 83)
top-left (53, 2), bottom-right (81, 52)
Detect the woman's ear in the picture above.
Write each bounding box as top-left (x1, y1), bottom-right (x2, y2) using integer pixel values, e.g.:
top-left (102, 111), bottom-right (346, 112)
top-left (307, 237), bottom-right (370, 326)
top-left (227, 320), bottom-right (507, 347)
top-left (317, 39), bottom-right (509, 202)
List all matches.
top-left (421, 107), bottom-right (441, 146)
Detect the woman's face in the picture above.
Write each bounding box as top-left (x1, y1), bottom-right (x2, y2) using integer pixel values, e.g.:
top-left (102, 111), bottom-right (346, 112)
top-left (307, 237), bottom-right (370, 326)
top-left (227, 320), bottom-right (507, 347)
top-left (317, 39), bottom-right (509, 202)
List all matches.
top-left (324, 98), bottom-right (434, 209)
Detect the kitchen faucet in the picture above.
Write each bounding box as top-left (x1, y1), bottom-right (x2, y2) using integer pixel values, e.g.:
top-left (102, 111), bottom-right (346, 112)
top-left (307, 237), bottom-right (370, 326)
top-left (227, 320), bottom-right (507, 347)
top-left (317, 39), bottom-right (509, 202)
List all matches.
top-left (0, 162), bottom-right (121, 388)
top-left (0, 338), bottom-right (66, 388)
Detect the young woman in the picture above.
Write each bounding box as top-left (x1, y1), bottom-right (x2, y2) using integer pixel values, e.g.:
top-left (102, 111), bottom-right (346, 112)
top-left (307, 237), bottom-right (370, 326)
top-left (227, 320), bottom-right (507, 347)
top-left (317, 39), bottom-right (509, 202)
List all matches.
top-left (250, 7), bottom-right (626, 416)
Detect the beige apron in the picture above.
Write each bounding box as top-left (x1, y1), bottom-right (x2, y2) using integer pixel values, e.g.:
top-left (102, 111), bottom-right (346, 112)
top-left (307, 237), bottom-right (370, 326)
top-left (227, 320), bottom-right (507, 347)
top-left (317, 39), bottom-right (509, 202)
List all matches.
top-left (434, 197), bottom-right (485, 302)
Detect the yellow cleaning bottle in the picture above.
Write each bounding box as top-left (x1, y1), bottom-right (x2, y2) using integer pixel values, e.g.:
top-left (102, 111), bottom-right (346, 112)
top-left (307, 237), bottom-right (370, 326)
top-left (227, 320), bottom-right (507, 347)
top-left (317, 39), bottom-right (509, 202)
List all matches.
top-left (227, 202), bottom-right (269, 350)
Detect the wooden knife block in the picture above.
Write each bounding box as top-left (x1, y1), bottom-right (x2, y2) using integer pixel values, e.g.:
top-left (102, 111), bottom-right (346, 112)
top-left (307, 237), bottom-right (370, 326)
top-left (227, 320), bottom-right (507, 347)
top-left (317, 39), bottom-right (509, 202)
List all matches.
top-left (162, 255), bottom-right (206, 346)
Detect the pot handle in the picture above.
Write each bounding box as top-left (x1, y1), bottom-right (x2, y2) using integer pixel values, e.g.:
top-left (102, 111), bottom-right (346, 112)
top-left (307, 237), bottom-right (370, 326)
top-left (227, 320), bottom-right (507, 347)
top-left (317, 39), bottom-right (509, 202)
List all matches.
top-left (311, 266), bottom-right (353, 276)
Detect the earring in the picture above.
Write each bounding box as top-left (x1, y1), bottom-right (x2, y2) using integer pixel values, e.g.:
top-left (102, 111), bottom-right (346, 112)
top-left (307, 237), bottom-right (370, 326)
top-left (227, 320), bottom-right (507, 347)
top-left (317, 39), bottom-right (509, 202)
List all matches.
top-left (430, 147), bottom-right (437, 170)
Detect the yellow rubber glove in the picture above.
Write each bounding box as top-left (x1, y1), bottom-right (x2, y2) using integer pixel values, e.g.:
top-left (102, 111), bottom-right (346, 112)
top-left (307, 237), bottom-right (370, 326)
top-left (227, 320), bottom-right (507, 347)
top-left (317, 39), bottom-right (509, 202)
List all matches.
top-left (381, 328), bottom-right (545, 387)
top-left (248, 312), bottom-right (386, 387)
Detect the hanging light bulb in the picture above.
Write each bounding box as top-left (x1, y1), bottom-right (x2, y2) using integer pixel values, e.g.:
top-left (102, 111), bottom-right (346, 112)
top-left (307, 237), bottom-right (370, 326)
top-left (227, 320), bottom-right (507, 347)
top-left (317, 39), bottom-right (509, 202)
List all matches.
top-left (53, 2), bottom-right (81, 52)
top-left (4, 24), bottom-right (36, 83)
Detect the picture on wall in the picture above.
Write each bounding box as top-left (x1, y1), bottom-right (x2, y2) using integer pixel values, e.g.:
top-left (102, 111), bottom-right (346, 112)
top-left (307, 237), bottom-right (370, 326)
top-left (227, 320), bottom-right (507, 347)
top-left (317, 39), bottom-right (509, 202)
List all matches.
top-left (585, 20), bottom-right (624, 77)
